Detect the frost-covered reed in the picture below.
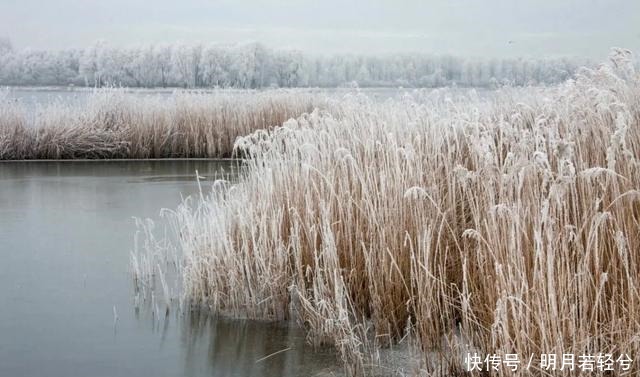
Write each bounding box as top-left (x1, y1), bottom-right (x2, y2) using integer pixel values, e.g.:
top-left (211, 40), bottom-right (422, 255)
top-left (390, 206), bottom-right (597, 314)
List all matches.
top-left (0, 89), bottom-right (320, 159)
top-left (137, 50), bottom-right (640, 376)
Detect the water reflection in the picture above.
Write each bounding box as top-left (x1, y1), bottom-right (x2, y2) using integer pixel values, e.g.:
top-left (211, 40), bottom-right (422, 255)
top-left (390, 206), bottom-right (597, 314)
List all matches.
top-left (180, 311), bottom-right (340, 377)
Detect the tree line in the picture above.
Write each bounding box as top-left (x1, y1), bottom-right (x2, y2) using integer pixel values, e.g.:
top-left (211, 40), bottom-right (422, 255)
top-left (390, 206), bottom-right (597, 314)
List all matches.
top-left (0, 39), bottom-right (588, 88)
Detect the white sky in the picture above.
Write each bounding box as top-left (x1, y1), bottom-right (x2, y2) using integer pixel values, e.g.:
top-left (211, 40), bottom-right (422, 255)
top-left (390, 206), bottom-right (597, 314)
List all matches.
top-left (1, 0), bottom-right (639, 58)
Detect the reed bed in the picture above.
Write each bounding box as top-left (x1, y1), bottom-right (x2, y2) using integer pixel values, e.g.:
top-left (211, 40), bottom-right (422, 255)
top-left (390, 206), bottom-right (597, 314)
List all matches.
top-left (0, 89), bottom-right (320, 159)
top-left (134, 50), bottom-right (640, 376)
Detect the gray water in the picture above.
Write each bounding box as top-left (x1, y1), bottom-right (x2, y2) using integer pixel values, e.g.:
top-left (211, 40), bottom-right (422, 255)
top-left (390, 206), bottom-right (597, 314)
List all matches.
top-left (0, 160), bottom-right (339, 377)
top-left (1, 87), bottom-right (176, 114)
top-left (2, 88), bottom-right (88, 109)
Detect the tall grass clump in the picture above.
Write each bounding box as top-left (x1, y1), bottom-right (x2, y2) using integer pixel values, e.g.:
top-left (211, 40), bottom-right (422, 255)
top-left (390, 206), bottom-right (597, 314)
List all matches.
top-left (0, 89), bottom-right (320, 159)
top-left (135, 49), bottom-right (640, 376)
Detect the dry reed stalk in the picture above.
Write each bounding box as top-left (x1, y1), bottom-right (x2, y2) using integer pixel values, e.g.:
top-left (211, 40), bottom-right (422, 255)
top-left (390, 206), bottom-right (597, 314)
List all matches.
top-left (136, 50), bottom-right (640, 376)
top-left (0, 89), bottom-right (322, 159)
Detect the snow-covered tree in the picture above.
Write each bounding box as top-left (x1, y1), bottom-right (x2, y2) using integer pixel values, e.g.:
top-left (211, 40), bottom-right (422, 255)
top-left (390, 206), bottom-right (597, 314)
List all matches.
top-left (0, 39), bottom-right (594, 88)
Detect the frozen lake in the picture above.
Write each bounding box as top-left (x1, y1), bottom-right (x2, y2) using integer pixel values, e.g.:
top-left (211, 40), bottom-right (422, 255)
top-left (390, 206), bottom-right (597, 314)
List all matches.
top-left (0, 160), bottom-right (340, 377)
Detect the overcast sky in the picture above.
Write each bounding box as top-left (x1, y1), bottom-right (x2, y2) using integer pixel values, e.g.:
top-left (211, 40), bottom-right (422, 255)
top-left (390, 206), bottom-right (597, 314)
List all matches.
top-left (1, 0), bottom-right (639, 58)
